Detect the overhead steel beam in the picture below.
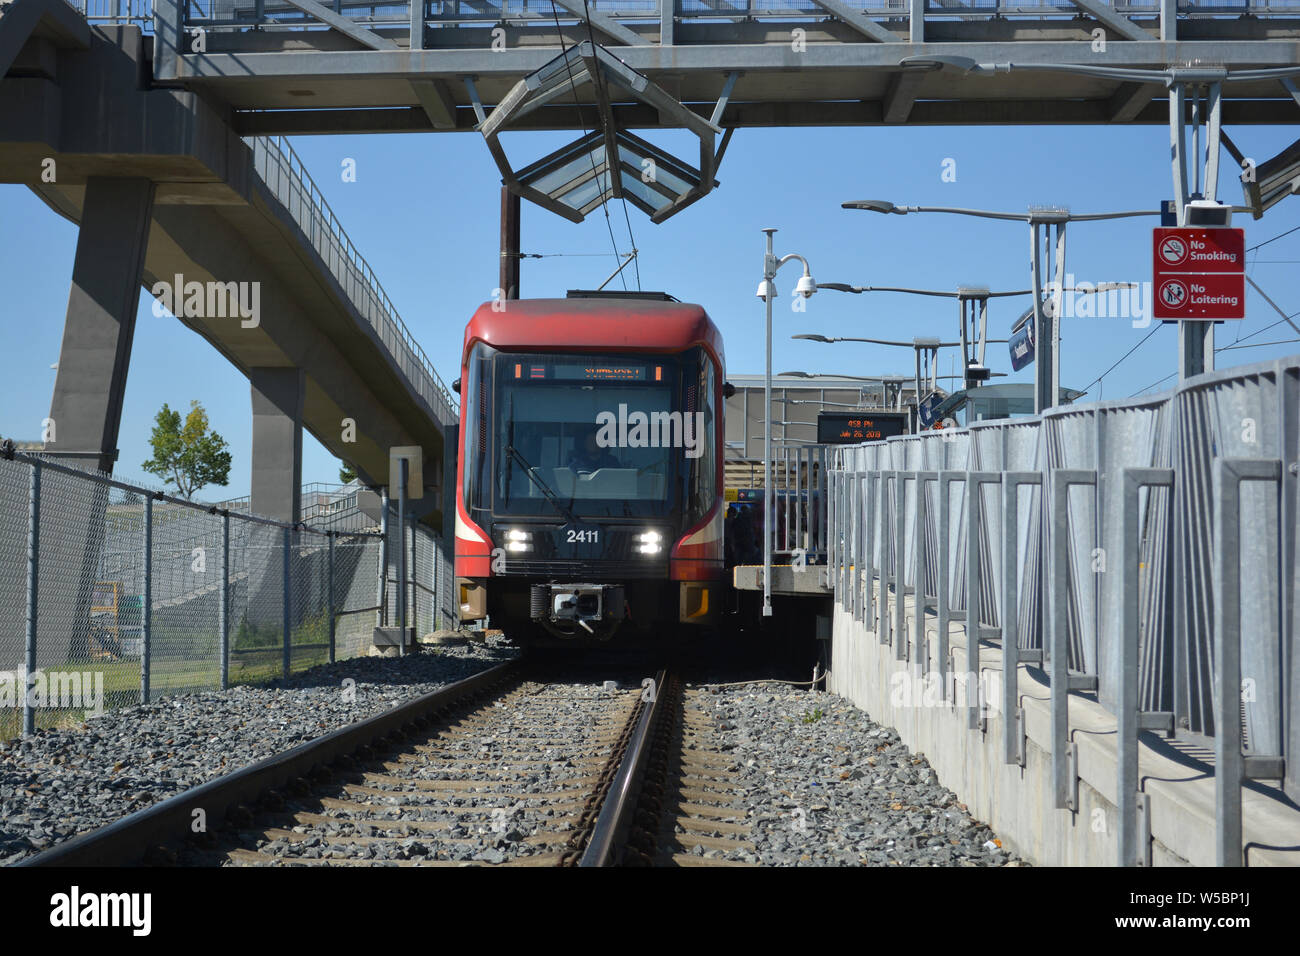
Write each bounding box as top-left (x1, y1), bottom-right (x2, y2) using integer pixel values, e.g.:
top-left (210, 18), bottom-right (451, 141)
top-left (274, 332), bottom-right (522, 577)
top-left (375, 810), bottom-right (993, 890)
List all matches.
top-left (708, 70), bottom-right (739, 128)
top-left (1284, 76), bottom-right (1300, 109)
top-left (883, 69), bottom-right (926, 123)
top-left (174, 40), bottom-right (1300, 83)
top-left (411, 78), bottom-right (457, 128)
top-left (550, 0), bottom-right (649, 46)
top-left (806, 0), bottom-right (897, 43)
top-left (275, 0), bottom-right (399, 50)
top-left (1067, 0), bottom-right (1149, 42)
top-left (230, 97), bottom-right (1300, 136)
top-left (659, 0), bottom-right (674, 47)
top-left (581, 47), bottom-right (625, 200)
top-left (1108, 81), bottom-right (1155, 121)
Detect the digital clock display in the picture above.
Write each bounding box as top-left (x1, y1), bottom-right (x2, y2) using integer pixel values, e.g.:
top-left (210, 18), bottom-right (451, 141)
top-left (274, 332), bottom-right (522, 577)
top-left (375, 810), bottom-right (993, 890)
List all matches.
top-left (816, 412), bottom-right (909, 444)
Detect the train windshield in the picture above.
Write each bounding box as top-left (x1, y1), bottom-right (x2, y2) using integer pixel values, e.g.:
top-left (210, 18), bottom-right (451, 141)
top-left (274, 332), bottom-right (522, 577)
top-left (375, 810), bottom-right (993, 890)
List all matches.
top-left (483, 351), bottom-right (705, 519)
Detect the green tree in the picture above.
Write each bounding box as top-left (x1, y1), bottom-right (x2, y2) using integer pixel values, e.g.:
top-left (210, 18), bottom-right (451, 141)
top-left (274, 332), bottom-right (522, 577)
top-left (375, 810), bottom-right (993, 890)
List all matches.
top-left (142, 400), bottom-right (232, 499)
top-left (339, 461), bottom-right (357, 484)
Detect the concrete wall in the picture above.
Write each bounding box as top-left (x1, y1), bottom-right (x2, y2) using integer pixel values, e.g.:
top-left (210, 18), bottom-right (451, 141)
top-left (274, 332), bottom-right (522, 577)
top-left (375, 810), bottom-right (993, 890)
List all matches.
top-left (828, 595), bottom-right (1300, 867)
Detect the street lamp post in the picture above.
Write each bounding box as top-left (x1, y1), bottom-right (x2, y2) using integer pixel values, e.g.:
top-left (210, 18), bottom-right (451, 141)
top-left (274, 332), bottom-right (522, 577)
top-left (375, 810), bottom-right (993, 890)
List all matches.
top-left (867, 55), bottom-right (1300, 383)
top-left (812, 283), bottom-right (1028, 391)
top-left (842, 203), bottom-right (1158, 411)
top-left (757, 228), bottom-right (816, 618)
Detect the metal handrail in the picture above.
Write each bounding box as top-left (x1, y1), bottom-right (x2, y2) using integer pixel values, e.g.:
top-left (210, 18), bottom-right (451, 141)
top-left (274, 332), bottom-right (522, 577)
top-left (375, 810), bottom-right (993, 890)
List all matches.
top-left (248, 135), bottom-right (458, 425)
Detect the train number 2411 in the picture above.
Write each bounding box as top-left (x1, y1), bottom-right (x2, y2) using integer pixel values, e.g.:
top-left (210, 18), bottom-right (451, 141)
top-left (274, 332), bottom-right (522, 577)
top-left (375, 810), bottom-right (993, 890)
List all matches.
top-left (566, 528), bottom-right (599, 543)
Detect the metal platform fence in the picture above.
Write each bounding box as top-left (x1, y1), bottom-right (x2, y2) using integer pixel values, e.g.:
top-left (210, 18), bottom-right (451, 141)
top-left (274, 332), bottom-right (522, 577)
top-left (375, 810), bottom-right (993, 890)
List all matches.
top-left (825, 354), bottom-right (1298, 867)
top-left (0, 446), bottom-right (451, 742)
top-left (770, 443), bottom-right (831, 563)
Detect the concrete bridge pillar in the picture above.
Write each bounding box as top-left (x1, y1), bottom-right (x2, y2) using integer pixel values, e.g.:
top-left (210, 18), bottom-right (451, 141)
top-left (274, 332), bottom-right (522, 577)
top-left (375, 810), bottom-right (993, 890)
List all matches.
top-left (249, 367), bottom-right (304, 524)
top-left (245, 368), bottom-right (305, 652)
top-left (44, 176), bottom-right (155, 473)
top-left (29, 177), bottom-right (153, 671)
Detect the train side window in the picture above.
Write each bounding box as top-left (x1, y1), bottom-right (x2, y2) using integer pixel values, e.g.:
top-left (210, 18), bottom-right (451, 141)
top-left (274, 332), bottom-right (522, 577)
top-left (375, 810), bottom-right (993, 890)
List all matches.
top-left (462, 343), bottom-right (494, 515)
top-left (689, 351), bottom-right (717, 518)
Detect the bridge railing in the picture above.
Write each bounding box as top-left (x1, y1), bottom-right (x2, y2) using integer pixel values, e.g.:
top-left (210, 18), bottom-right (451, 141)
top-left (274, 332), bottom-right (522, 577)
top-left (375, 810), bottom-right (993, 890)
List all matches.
top-left (826, 354), bottom-right (1298, 866)
top-left (249, 135), bottom-right (458, 428)
top-left (62, 0), bottom-right (1300, 36)
top-left (65, 0), bottom-right (153, 26)
top-left (59, 3), bottom-right (459, 429)
top-left (172, 0), bottom-right (1300, 35)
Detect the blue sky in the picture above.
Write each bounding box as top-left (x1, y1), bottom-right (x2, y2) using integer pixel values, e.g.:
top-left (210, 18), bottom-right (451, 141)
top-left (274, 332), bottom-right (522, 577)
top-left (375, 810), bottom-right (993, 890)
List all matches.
top-left (3, 121), bottom-right (1298, 499)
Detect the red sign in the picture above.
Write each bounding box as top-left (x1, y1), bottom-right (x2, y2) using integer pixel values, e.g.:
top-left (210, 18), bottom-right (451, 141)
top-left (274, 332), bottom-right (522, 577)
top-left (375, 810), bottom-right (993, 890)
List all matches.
top-left (1152, 227), bottom-right (1246, 320)
top-left (1153, 274), bottom-right (1245, 319)
top-left (1152, 228), bottom-right (1244, 273)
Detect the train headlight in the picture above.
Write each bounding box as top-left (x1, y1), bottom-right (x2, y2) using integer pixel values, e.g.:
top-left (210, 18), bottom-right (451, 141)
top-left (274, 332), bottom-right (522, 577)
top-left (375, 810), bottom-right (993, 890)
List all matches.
top-left (635, 530), bottom-right (663, 555)
top-left (505, 528), bottom-right (532, 552)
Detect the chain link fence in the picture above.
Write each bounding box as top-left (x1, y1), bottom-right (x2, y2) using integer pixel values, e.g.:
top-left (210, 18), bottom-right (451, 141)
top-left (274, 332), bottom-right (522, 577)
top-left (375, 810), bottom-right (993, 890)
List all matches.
top-left (0, 447), bottom-right (453, 742)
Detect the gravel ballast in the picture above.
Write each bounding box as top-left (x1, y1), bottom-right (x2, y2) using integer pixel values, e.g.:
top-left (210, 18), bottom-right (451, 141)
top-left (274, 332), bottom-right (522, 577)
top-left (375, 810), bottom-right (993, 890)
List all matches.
top-left (688, 683), bottom-right (1024, 867)
top-left (0, 640), bottom-right (517, 865)
top-left (3, 644), bottom-right (1021, 867)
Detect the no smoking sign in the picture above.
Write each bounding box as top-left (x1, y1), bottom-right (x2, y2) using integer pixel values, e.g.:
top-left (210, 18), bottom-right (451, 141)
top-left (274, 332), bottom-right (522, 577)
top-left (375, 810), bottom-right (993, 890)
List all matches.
top-left (1152, 227), bottom-right (1245, 320)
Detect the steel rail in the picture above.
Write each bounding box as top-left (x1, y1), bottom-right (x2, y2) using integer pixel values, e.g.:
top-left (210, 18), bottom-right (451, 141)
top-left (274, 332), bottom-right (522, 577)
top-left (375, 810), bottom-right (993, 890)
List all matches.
top-left (18, 659), bottom-right (521, 867)
top-left (577, 668), bottom-right (670, 867)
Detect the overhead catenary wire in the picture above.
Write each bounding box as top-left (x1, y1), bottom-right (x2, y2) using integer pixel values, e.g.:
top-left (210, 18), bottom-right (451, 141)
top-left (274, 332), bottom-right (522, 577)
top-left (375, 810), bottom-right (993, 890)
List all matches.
top-left (548, 1), bottom-right (628, 290)
top-left (581, 0), bottom-right (640, 291)
top-left (1217, 338), bottom-right (1300, 351)
top-left (1079, 322), bottom-right (1165, 396)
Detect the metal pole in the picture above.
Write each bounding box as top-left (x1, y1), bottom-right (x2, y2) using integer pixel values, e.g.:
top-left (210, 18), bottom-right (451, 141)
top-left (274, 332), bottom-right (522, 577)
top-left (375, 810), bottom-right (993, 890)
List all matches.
top-left (282, 526), bottom-right (291, 679)
top-left (795, 446), bottom-right (802, 552)
top-left (378, 488), bottom-right (389, 627)
top-left (914, 346), bottom-right (922, 432)
top-left (220, 511), bottom-right (230, 691)
top-left (958, 298), bottom-right (970, 389)
top-left (500, 186), bottom-right (521, 300)
top-left (398, 458), bottom-right (408, 653)
top-left (1050, 223), bottom-right (1067, 409)
top-left (23, 461), bottom-right (40, 736)
top-left (1031, 224), bottom-right (1050, 414)
top-left (410, 519), bottom-right (418, 639)
top-left (142, 494), bottom-right (152, 704)
top-left (327, 531), bottom-right (336, 664)
top-left (762, 228), bottom-right (775, 617)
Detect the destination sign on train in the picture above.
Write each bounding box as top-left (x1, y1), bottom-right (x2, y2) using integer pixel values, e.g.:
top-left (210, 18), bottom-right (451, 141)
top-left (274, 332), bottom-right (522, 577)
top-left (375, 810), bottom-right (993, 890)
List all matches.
top-left (817, 412), bottom-right (909, 444)
top-left (516, 363), bottom-right (657, 381)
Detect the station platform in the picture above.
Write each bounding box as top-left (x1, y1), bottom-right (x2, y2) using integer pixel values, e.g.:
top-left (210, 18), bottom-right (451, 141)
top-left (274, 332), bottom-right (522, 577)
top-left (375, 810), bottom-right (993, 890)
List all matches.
top-left (732, 563), bottom-right (832, 596)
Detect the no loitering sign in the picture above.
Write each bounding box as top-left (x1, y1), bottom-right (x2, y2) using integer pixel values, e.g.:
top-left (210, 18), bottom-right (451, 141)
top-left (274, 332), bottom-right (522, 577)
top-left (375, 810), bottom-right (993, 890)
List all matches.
top-left (1152, 227), bottom-right (1246, 320)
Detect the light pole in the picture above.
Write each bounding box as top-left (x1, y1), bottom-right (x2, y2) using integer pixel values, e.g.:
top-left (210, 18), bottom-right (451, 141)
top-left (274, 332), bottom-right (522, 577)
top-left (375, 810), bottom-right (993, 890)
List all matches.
top-left (864, 55), bottom-right (1300, 383)
top-left (814, 281), bottom-right (1031, 392)
top-left (843, 202), bottom-right (1157, 411)
top-left (780, 371), bottom-right (916, 412)
top-left (757, 228), bottom-right (816, 618)
top-left (794, 333), bottom-right (1002, 429)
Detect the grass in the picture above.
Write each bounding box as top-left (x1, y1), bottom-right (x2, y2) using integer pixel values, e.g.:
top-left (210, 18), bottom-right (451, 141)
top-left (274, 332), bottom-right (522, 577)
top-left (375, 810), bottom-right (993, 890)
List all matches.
top-left (1, 618), bottom-right (342, 742)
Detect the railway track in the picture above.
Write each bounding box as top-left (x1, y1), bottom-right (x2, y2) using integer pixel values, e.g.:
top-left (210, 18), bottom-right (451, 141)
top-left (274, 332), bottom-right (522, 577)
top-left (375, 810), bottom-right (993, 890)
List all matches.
top-left (19, 659), bottom-right (758, 867)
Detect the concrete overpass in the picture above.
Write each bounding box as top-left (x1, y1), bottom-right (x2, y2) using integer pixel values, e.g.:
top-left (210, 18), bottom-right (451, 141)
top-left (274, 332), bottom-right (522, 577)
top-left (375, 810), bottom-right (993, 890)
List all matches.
top-left (0, 0), bottom-right (457, 526)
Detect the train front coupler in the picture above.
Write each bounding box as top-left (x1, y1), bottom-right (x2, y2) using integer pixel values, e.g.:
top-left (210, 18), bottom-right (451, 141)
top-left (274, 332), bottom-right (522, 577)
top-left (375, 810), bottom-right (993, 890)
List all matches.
top-left (530, 583), bottom-right (626, 639)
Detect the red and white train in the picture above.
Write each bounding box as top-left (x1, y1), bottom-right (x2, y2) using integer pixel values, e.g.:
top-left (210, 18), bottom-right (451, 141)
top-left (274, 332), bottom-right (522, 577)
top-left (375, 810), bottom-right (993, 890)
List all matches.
top-left (453, 292), bottom-right (726, 643)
